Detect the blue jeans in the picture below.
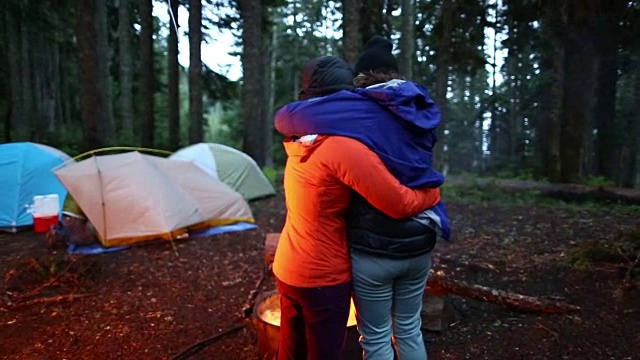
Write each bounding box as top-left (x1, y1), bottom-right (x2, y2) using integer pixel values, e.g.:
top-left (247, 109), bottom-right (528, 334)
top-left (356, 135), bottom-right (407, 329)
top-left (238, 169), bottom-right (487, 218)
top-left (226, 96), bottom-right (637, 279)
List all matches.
top-left (351, 250), bottom-right (432, 360)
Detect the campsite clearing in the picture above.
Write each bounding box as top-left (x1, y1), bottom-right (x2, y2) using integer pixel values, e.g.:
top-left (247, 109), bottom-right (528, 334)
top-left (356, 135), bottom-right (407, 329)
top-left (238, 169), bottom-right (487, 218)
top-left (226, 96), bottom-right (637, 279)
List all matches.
top-left (1, 193), bottom-right (639, 360)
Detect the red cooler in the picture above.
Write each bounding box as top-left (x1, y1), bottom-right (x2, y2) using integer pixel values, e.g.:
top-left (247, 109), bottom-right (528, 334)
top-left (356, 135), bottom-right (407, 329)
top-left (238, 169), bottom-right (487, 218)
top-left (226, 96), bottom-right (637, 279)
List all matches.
top-left (33, 214), bottom-right (59, 233)
top-left (32, 194), bottom-right (60, 233)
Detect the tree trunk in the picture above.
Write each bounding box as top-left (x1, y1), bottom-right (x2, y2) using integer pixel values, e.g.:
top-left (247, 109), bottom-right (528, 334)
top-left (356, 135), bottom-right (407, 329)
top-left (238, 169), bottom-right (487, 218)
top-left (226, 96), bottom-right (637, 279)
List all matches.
top-left (593, 0), bottom-right (626, 184)
top-left (19, 6), bottom-right (33, 134)
top-left (559, 0), bottom-right (599, 183)
top-left (118, 0), bottom-right (134, 144)
top-left (167, 0), bottom-right (180, 149)
top-left (361, 0), bottom-right (387, 41)
top-left (239, 0), bottom-right (268, 166)
top-left (427, 272), bottom-right (580, 314)
top-left (61, 45), bottom-right (75, 130)
top-left (342, 0), bottom-right (362, 65)
top-left (535, 49), bottom-right (554, 178)
top-left (6, 7), bottom-right (23, 137)
top-left (75, 0), bottom-right (105, 150)
top-left (633, 69), bottom-right (640, 187)
top-left (139, 0), bottom-right (155, 147)
top-left (95, 0), bottom-right (113, 144)
top-left (36, 32), bottom-right (55, 134)
top-left (488, 4), bottom-right (502, 172)
top-left (188, 0), bottom-right (203, 144)
top-left (51, 39), bottom-right (63, 135)
top-left (291, 0), bottom-right (300, 99)
top-left (399, 0), bottom-right (414, 79)
top-left (621, 63), bottom-right (640, 188)
top-left (544, 1), bottom-right (565, 182)
top-left (433, 2), bottom-right (453, 172)
top-left (0, 8), bottom-right (8, 142)
top-left (504, 11), bottom-right (525, 166)
top-left (265, 25), bottom-right (277, 167)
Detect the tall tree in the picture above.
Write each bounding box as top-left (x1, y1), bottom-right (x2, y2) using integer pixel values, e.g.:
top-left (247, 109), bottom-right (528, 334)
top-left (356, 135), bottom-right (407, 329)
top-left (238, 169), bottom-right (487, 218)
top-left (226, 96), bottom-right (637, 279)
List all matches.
top-left (620, 67), bottom-right (640, 187)
top-left (559, 0), bottom-right (599, 183)
top-left (361, 0), bottom-right (389, 40)
top-left (540, 1), bottom-right (564, 181)
top-left (239, 0), bottom-right (269, 166)
top-left (5, 4), bottom-right (23, 140)
top-left (399, 0), bottom-right (415, 78)
top-left (188, 0), bottom-right (203, 144)
top-left (342, 0), bottom-right (362, 65)
top-left (75, 0), bottom-right (106, 150)
top-left (95, 0), bottom-right (113, 144)
top-left (432, 1), bottom-right (453, 171)
top-left (593, 0), bottom-right (627, 182)
top-left (118, 0), bottom-right (134, 144)
top-left (167, 0), bottom-right (180, 148)
top-left (139, 0), bottom-right (155, 147)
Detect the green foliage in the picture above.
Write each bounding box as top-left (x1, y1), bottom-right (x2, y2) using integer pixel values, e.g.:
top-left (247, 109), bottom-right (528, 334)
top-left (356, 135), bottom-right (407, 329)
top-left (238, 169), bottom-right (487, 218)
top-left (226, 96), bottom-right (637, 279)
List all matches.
top-left (207, 100), bottom-right (243, 149)
top-left (443, 175), bottom-right (640, 214)
top-left (494, 168), bottom-right (544, 182)
top-left (442, 182), bottom-right (544, 206)
top-left (567, 244), bottom-right (612, 271)
top-left (583, 176), bottom-right (615, 187)
top-left (262, 166), bottom-right (284, 189)
top-left (567, 232), bottom-right (640, 271)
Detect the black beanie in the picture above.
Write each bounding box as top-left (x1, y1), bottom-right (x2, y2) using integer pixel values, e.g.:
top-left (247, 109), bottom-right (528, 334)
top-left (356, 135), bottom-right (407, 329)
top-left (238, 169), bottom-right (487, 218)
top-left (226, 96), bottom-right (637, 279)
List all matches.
top-left (354, 36), bottom-right (399, 75)
top-left (299, 56), bottom-right (354, 100)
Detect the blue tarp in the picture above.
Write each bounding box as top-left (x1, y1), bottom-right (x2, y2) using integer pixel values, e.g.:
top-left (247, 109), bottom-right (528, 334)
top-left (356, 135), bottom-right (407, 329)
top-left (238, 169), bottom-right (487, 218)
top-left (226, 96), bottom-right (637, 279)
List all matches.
top-left (189, 222), bottom-right (257, 238)
top-left (67, 222), bottom-right (258, 254)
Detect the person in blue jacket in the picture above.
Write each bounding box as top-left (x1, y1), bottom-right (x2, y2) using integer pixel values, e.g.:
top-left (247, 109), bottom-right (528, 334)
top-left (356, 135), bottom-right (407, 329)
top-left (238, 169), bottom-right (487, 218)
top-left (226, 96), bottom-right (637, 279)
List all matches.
top-left (274, 36), bottom-right (451, 360)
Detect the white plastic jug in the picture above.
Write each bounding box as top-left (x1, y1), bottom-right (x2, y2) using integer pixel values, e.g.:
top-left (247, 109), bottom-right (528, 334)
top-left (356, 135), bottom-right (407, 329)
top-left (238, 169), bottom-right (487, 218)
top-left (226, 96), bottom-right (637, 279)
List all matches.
top-left (32, 194), bottom-right (60, 217)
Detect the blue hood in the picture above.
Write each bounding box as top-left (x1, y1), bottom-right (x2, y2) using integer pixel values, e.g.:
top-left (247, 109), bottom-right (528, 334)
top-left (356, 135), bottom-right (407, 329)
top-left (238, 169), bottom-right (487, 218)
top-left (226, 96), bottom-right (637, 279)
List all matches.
top-left (354, 80), bottom-right (442, 132)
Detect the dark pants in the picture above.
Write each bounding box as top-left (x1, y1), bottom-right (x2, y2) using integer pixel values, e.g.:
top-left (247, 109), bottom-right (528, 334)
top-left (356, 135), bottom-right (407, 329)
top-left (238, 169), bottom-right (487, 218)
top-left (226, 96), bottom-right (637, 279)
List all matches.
top-left (275, 277), bottom-right (352, 360)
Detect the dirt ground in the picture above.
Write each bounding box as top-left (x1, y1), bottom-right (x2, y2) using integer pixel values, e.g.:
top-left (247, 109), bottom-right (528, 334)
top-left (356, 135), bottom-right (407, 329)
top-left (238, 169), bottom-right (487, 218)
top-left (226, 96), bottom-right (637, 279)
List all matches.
top-left (1, 192), bottom-right (639, 360)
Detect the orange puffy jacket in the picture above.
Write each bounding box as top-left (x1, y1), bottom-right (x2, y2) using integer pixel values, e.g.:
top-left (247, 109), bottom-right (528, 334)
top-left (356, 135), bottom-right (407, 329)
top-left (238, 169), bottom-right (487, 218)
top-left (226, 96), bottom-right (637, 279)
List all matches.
top-left (273, 135), bottom-right (441, 288)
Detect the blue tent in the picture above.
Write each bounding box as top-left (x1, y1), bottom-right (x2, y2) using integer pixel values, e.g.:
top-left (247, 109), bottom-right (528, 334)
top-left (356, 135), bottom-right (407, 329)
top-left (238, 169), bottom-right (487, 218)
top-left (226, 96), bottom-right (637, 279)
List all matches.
top-left (0, 142), bottom-right (71, 231)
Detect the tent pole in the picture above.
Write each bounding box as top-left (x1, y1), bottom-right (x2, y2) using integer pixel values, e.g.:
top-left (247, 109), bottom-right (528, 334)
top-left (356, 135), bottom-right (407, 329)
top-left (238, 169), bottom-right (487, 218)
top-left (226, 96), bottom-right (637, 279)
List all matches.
top-left (94, 156), bottom-right (108, 244)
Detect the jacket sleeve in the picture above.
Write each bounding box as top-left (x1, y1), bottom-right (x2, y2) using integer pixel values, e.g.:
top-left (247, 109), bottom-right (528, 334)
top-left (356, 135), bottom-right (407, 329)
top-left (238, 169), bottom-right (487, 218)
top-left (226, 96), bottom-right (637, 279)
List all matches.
top-left (274, 104), bottom-right (297, 136)
top-left (274, 100), bottom-right (333, 137)
top-left (322, 136), bottom-right (441, 219)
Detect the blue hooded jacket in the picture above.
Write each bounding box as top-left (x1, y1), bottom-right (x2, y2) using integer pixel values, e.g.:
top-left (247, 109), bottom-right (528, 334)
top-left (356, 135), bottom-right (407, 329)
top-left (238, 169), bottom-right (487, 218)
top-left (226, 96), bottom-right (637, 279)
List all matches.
top-left (275, 79), bottom-right (451, 241)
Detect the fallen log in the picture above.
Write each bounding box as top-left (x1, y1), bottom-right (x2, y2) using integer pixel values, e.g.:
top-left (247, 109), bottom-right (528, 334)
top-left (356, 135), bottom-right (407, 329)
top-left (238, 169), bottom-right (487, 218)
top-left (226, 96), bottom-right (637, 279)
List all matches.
top-left (427, 271), bottom-right (580, 314)
top-left (264, 234), bottom-right (580, 314)
top-left (446, 176), bottom-right (640, 205)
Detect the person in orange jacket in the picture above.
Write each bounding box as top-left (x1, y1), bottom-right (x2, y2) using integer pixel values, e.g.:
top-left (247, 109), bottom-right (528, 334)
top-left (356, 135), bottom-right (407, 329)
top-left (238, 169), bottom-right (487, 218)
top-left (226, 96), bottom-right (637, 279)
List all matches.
top-left (272, 56), bottom-right (441, 360)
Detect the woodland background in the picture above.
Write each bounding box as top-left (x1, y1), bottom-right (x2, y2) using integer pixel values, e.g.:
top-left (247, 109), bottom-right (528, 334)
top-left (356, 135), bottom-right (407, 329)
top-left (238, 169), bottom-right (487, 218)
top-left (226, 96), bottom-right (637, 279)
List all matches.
top-left (1, 0), bottom-right (639, 188)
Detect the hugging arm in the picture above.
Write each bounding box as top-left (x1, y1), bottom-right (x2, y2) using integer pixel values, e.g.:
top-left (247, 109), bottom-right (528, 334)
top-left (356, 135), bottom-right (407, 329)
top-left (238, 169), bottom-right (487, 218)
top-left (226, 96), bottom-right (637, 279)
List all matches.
top-left (322, 137), bottom-right (440, 219)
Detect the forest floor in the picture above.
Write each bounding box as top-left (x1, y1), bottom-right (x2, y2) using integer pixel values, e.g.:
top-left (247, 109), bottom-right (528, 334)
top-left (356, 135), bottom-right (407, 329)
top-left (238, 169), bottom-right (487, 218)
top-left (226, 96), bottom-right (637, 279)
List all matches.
top-left (1, 188), bottom-right (640, 360)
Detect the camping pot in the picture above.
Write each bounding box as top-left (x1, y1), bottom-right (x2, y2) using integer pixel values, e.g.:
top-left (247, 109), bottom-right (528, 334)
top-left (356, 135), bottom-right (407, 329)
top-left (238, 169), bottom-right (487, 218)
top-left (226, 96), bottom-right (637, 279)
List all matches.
top-left (252, 290), bottom-right (362, 360)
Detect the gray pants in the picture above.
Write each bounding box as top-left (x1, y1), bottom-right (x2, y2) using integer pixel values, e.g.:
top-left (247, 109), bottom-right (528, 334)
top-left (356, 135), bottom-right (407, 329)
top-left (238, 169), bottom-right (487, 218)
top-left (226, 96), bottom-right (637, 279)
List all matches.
top-left (351, 250), bottom-right (432, 360)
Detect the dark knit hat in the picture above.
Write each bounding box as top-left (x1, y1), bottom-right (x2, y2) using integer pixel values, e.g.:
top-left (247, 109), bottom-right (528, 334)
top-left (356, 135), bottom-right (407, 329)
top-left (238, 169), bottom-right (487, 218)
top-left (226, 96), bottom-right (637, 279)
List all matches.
top-left (354, 36), bottom-right (399, 75)
top-left (299, 56), bottom-right (354, 100)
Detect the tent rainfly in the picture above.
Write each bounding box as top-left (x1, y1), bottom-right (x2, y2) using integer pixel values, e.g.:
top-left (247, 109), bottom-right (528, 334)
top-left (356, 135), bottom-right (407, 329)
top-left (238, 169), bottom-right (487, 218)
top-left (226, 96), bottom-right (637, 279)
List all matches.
top-left (169, 143), bottom-right (276, 201)
top-left (54, 152), bottom-right (254, 247)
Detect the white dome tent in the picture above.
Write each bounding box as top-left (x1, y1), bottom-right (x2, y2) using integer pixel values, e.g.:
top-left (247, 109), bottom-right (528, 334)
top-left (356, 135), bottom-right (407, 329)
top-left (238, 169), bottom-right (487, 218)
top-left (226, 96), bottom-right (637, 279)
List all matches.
top-left (54, 152), bottom-right (254, 247)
